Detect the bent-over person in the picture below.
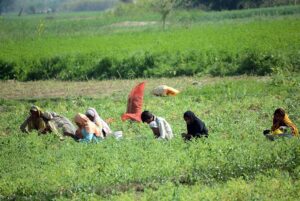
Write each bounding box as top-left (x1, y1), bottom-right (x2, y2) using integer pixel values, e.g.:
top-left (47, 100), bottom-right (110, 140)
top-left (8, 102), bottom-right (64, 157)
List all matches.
top-left (182, 111), bottom-right (208, 141)
top-left (20, 105), bottom-right (47, 134)
top-left (263, 108), bottom-right (298, 141)
top-left (42, 111), bottom-right (77, 140)
top-left (141, 111), bottom-right (173, 140)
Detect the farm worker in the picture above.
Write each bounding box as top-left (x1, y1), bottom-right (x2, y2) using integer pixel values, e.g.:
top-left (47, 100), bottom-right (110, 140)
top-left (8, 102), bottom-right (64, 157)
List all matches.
top-left (85, 107), bottom-right (112, 137)
top-left (263, 108), bottom-right (298, 140)
top-left (141, 111), bottom-right (173, 140)
top-left (42, 111), bottom-right (77, 140)
top-left (20, 105), bottom-right (47, 134)
top-left (20, 106), bottom-right (77, 140)
top-left (74, 113), bottom-right (103, 143)
top-left (181, 111), bottom-right (208, 141)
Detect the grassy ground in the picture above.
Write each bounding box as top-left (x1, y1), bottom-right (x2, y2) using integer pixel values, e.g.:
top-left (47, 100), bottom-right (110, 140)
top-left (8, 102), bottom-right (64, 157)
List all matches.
top-left (0, 5), bottom-right (300, 200)
top-left (0, 75), bottom-right (299, 200)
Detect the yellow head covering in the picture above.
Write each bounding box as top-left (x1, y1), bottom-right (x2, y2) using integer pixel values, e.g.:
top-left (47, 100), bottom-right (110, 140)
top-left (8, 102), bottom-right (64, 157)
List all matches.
top-left (283, 114), bottom-right (299, 136)
top-left (30, 105), bottom-right (43, 117)
top-left (28, 105), bottom-right (46, 132)
top-left (272, 113), bottom-right (299, 136)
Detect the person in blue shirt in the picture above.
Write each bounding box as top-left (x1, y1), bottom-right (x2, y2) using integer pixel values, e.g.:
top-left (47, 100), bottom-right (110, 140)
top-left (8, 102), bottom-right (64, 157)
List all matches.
top-left (74, 113), bottom-right (103, 143)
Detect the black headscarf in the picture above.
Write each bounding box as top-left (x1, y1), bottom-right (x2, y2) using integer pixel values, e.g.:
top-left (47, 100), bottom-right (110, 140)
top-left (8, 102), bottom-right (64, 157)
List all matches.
top-left (184, 111), bottom-right (208, 137)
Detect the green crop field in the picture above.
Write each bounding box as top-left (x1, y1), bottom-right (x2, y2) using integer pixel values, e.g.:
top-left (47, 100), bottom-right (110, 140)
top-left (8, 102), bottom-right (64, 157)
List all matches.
top-left (0, 5), bottom-right (300, 80)
top-left (1, 4), bottom-right (300, 200)
top-left (0, 74), bottom-right (299, 200)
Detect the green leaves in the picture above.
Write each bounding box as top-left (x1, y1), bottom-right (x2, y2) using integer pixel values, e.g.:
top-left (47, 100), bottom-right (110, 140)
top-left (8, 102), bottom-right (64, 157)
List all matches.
top-left (0, 75), bottom-right (299, 199)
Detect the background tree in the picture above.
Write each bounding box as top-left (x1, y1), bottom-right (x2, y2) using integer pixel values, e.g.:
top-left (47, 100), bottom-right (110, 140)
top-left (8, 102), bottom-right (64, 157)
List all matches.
top-left (151, 0), bottom-right (177, 30)
top-left (119, 0), bottom-right (134, 3)
top-left (177, 0), bottom-right (293, 9)
top-left (0, 0), bottom-right (16, 15)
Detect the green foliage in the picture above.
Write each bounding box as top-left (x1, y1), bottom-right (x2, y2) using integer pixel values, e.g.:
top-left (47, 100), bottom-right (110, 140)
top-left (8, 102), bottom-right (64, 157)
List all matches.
top-left (0, 60), bottom-right (16, 80)
top-left (0, 6), bottom-right (299, 80)
top-left (151, 0), bottom-right (177, 29)
top-left (26, 56), bottom-right (67, 80)
top-left (89, 57), bottom-right (115, 79)
top-left (0, 3), bottom-right (300, 199)
top-left (0, 76), bottom-right (299, 199)
top-left (177, 0), bottom-right (297, 10)
top-left (237, 51), bottom-right (286, 76)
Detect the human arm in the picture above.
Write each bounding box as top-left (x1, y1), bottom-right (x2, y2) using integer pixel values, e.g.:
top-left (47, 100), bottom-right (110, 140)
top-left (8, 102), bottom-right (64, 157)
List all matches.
top-left (283, 116), bottom-right (299, 136)
top-left (157, 119), bottom-right (173, 140)
top-left (75, 128), bottom-right (83, 139)
top-left (95, 119), bottom-right (103, 129)
top-left (151, 127), bottom-right (160, 138)
top-left (194, 119), bottom-right (208, 136)
top-left (46, 121), bottom-right (65, 139)
top-left (37, 120), bottom-right (47, 134)
top-left (287, 124), bottom-right (298, 136)
top-left (20, 117), bottom-right (30, 133)
top-left (157, 121), bottom-right (166, 139)
top-left (283, 114), bottom-right (299, 136)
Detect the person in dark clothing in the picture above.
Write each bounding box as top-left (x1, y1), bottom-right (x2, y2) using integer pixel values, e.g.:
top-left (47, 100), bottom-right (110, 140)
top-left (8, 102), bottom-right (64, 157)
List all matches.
top-left (182, 111), bottom-right (208, 141)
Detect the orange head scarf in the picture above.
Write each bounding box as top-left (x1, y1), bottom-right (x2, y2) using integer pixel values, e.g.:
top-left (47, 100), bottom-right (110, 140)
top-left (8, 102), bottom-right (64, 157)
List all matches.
top-left (74, 113), bottom-right (101, 137)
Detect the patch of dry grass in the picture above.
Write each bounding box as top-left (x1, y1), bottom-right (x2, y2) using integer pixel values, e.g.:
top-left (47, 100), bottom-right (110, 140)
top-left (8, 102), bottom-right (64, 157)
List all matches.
top-left (0, 76), bottom-right (267, 100)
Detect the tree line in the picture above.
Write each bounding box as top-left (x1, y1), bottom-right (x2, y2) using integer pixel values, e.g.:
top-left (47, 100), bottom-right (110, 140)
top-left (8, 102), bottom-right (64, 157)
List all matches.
top-left (176, 0), bottom-right (297, 10)
top-left (1, 0), bottom-right (298, 15)
top-left (0, 0), bottom-right (118, 15)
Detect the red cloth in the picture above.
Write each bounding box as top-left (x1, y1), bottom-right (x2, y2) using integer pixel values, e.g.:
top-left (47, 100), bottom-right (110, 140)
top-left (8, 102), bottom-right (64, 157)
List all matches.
top-left (121, 82), bottom-right (145, 122)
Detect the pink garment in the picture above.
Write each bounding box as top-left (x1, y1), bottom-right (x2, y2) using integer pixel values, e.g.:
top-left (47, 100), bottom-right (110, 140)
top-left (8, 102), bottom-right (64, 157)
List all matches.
top-left (74, 113), bottom-right (101, 137)
top-left (121, 82), bottom-right (145, 122)
top-left (86, 108), bottom-right (112, 134)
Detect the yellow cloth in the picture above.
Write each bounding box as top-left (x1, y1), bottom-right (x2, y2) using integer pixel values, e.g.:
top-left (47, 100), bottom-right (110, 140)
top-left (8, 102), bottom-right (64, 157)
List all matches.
top-left (152, 85), bottom-right (180, 96)
top-left (271, 129), bottom-right (284, 135)
top-left (30, 105), bottom-right (42, 116)
top-left (27, 118), bottom-right (46, 132)
top-left (20, 106), bottom-right (47, 133)
top-left (283, 114), bottom-right (299, 136)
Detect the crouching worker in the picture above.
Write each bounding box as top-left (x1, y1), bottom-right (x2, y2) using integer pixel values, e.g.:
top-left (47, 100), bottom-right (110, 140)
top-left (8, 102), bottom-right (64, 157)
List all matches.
top-left (182, 111), bottom-right (208, 141)
top-left (141, 111), bottom-right (173, 140)
top-left (263, 108), bottom-right (299, 141)
top-left (20, 106), bottom-right (76, 140)
top-left (20, 105), bottom-right (47, 134)
top-left (74, 113), bottom-right (103, 143)
top-left (85, 108), bottom-right (112, 137)
top-left (42, 112), bottom-right (77, 140)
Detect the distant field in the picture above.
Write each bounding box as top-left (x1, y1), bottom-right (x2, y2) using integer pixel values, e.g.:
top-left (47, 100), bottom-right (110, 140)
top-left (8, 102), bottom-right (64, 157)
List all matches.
top-left (1, 5), bottom-right (300, 200)
top-left (0, 5), bottom-right (300, 80)
top-left (0, 75), bottom-right (299, 200)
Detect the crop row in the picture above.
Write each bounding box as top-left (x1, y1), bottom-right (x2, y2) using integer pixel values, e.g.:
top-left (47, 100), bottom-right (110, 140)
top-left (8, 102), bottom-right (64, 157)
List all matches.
top-left (1, 49), bottom-right (299, 80)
